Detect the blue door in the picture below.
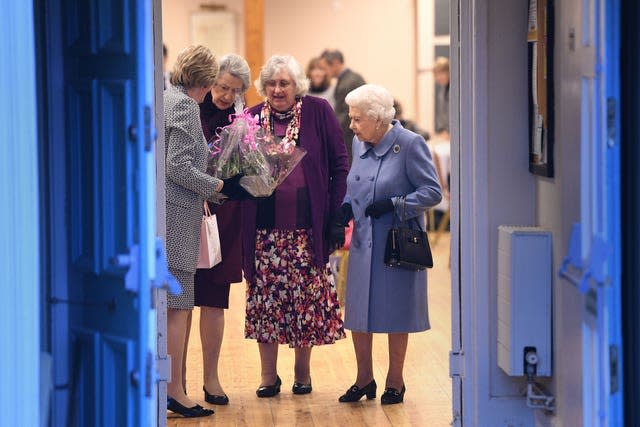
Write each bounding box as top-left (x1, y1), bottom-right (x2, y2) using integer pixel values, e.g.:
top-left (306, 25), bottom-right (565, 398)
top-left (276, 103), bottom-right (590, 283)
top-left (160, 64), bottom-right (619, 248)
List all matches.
top-left (60, 0), bottom-right (156, 425)
top-left (603, 0), bottom-right (623, 424)
top-left (560, 0), bottom-right (622, 425)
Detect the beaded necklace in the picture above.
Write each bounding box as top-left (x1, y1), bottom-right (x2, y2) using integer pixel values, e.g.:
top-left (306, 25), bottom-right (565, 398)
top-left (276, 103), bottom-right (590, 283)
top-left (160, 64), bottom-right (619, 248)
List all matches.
top-left (260, 98), bottom-right (302, 153)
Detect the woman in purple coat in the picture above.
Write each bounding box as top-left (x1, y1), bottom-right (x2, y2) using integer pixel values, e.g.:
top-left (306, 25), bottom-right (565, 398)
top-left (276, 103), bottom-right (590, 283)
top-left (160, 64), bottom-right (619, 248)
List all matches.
top-left (190, 54), bottom-right (251, 406)
top-left (242, 54), bottom-right (348, 397)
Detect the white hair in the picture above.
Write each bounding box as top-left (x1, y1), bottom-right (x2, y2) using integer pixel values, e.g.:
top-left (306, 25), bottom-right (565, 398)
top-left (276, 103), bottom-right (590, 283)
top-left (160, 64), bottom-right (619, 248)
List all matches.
top-left (218, 54), bottom-right (251, 91)
top-left (255, 54), bottom-right (310, 97)
top-left (345, 84), bottom-right (396, 125)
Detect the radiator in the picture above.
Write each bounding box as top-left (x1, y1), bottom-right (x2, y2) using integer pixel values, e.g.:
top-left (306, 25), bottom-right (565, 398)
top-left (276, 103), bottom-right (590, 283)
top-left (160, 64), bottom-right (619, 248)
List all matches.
top-left (497, 226), bottom-right (552, 376)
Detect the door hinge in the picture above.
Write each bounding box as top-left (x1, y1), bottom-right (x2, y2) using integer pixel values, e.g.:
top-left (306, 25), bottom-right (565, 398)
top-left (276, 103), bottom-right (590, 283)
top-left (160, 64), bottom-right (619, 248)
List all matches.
top-left (558, 223), bottom-right (611, 294)
top-left (109, 244), bottom-right (140, 293)
top-left (610, 344), bottom-right (619, 394)
top-left (144, 105), bottom-right (154, 152)
top-left (607, 97), bottom-right (616, 148)
top-left (449, 350), bottom-right (465, 378)
top-left (145, 351), bottom-right (153, 397)
top-left (157, 355), bottom-right (171, 382)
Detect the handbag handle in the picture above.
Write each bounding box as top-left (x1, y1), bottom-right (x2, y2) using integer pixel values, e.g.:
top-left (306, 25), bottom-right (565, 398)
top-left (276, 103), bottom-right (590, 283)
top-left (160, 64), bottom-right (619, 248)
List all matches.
top-left (203, 200), bottom-right (212, 217)
top-left (392, 196), bottom-right (424, 231)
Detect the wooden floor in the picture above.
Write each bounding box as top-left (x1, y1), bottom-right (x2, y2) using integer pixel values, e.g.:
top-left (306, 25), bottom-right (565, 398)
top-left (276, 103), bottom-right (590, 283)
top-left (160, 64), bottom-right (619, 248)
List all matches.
top-left (168, 233), bottom-right (452, 427)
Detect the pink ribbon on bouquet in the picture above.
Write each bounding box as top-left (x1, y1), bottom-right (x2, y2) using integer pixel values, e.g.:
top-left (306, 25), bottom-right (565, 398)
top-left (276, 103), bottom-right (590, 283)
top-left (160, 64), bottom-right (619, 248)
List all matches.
top-left (208, 108), bottom-right (262, 158)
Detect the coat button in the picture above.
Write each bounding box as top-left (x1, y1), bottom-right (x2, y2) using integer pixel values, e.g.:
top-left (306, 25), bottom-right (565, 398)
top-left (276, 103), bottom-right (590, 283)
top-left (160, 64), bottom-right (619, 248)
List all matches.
top-left (354, 199), bottom-right (360, 205)
top-left (355, 175), bottom-right (360, 181)
top-left (367, 242), bottom-right (372, 248)
top-left (368, 176), bottom-right (374, 181)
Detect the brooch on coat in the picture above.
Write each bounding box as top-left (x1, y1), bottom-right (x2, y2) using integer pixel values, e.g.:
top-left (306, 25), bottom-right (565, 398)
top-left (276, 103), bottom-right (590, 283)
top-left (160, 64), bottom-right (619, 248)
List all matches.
top-left (393, 144), bottom-right (401, 154)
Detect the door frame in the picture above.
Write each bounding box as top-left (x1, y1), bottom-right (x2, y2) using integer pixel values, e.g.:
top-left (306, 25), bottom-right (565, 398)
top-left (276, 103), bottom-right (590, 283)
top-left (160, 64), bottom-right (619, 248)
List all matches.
top-left (620, 0), bottom-right (640, 423)
top-left (0, 2), bottom-right (41, 427)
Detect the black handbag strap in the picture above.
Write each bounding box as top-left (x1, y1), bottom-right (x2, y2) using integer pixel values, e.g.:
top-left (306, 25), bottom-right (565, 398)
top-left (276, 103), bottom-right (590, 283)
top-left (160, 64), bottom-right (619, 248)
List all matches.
top-left (392, 196), bottom-right (425, 231)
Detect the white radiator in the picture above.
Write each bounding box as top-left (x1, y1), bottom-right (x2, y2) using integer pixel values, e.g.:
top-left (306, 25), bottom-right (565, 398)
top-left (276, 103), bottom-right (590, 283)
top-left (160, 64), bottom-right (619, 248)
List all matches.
top-left (497, 226), bottom-right (552, 376)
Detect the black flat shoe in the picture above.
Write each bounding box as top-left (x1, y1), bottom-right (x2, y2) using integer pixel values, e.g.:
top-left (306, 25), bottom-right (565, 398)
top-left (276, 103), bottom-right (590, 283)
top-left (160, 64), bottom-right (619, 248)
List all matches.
top-left (167, 397), bottom-right (214, 417)
top-left (338, 380), bottom-right (377, 402)
top-left (256, 375), bottom-right (282, 398)
top-left (380, 385), bottom-right (406, 405)
top-left (292, 380), bottom-right (312, 395)
top-left (203, 386), bottom-right (229, 405)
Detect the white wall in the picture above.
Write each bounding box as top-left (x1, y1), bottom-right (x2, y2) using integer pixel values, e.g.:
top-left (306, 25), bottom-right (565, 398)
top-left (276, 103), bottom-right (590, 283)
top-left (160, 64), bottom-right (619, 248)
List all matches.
top-left (161, 0), bottom-right (419, 124)
top-left (161, 0), bottom-right (245, 67)
top-left (458, 0), bottom-right (592, 425)
top-left (535, 0), bottom-right (588, 425)
top-left (456, 0), bottom-right (538, 423)
top-left (262, 0), bottom-right (416, 123)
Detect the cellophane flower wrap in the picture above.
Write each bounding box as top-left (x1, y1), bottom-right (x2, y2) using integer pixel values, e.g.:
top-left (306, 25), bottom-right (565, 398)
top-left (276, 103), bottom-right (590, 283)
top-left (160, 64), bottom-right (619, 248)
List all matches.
top-left (207, 97), bottom-right (254, 179)
top-left (207, 97), bottom-right (306, 197)
top-left (249, 134), bottom-right (307, 196)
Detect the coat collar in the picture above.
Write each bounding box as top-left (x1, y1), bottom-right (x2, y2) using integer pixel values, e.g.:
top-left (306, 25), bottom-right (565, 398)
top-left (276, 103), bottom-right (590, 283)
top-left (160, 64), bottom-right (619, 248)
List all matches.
top-left (357, 120), bottom-right (403, 159)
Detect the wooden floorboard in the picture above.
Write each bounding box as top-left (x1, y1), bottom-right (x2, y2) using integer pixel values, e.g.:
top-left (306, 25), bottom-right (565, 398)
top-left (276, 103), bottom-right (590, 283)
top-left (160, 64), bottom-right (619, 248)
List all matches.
top-left (168, 233), bottom-right (452, 426)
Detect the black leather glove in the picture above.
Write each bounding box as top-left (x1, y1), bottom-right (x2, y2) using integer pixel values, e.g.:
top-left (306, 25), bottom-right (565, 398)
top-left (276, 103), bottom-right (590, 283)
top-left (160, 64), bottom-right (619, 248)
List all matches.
top-left (364, 199), bottom-right (394, 219)
top-left (220, 174), bottom-right (249, 200)
top-left (327, 222), bottom-right (346, 251)
top-left (335, 203), bottom-right (354, 226)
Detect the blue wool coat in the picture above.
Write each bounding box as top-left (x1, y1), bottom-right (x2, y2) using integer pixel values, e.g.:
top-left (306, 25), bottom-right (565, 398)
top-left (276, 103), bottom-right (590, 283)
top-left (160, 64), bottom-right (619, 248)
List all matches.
top-left (343, 121), bottom-right (442, 333)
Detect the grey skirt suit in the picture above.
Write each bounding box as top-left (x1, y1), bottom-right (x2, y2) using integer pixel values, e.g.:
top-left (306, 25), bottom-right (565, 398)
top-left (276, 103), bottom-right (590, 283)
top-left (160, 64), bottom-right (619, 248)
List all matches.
top-left (343, 121), bottom-right (442, 333)
top-left (164, 85), bottom-right (221, 309)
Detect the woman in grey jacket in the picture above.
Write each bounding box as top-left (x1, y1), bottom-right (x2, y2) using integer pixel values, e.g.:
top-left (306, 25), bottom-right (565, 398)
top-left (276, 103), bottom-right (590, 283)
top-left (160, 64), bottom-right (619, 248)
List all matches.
top-left (164, 45), bottom-right (243, 418)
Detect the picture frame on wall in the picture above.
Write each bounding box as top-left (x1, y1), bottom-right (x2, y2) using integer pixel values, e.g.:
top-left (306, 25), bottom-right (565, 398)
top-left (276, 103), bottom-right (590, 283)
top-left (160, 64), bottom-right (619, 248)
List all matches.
top-left (527, 0), bottom-right (554, 177)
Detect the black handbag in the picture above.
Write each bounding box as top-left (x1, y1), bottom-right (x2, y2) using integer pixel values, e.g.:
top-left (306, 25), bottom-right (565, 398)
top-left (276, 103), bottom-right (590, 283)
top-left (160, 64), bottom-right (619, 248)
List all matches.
top-left (384, 216), bottom-right (433, 270)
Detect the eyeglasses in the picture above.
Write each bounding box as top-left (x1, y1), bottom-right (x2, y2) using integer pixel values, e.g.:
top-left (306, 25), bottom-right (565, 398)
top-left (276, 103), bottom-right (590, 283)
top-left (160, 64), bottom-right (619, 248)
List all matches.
top-left (213, 83), bottom-right (243, 96)
top-left (265, 79), bottom-right (293, 89)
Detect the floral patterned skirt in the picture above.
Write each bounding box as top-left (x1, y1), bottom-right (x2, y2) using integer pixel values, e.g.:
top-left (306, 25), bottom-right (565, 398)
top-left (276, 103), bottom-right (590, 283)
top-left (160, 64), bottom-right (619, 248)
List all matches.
top-left (245, 229), bottom-right (346, 347)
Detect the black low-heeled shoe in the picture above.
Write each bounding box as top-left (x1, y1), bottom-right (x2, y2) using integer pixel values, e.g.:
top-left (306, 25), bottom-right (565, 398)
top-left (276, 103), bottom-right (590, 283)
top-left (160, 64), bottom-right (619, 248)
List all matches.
top-left (203, 386), bottom-right (229, 405)
top-left (256, 375), bottom-right (282, 398)
top-left (292, 380), bottom-right (312, 395)
top-left (167, 397), bottom-right (214, 417)
top-left (338, 380), bottom-right (377, 402)
top-left (380, 385), bottom-right (406, 405)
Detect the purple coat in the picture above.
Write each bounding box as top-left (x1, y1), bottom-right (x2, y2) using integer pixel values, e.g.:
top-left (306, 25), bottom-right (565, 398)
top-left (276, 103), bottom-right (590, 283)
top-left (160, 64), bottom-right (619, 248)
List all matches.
top-left (241, 96), bottom-right (348, 282)
top-left (195, 93), bottom-right (243, 285)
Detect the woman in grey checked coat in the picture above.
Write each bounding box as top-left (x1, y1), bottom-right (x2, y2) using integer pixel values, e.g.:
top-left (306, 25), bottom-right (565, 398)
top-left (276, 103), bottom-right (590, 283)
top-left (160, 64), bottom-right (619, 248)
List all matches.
top-left (164, 45), bottom-right (245, 418)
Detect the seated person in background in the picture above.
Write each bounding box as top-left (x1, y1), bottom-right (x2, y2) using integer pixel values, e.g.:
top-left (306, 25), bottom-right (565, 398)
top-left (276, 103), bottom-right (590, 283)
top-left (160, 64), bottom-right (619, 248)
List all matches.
top-left (306, 57), bottom-right (335, 109)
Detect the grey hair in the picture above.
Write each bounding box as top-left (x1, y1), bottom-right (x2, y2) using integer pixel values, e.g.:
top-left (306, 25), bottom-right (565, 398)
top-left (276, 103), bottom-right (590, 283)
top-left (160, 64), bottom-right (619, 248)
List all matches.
top-left (254, 54), bottom-right (309, 97)
top-left (345, 84), bottom-right (396, 125)
top-left (218, 54), bottom-right (251, 92)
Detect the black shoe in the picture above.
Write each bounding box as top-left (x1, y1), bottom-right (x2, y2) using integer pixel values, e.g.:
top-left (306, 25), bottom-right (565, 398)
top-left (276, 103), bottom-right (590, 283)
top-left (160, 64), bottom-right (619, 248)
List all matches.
top-left (256, 375), bottom-right (282, 398)
top-left (167, 397), bottom-right (214, 417)
top-left (380, 385), bottom-right (406, 405)
top-left (338, 380), bottom-right (377, 402)
top-left (203, 386), bottom-right (229, 405)
top-left (292, 380), bottom-right (312, 395)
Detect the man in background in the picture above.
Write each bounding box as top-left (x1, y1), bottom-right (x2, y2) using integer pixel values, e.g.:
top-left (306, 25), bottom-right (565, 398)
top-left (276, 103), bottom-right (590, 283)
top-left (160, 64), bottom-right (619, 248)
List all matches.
top-left (433, 56), bottom-right (450, 140)
top-left (320, 49), bottom-right (365, 163)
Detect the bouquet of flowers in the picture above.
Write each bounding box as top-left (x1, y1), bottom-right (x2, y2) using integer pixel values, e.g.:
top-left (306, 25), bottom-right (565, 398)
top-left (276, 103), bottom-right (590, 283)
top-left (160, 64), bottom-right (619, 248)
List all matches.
top-left (207, 97), bottom-right (306, 197)
top-left (207, 96), bottom-right (259, 179)
top-left (238, 145), bottom-right (306, 197)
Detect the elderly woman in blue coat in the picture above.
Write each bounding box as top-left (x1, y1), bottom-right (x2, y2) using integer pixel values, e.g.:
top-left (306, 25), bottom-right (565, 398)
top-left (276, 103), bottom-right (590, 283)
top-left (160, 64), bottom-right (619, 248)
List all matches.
top-left (336, 84), bottom-right (442, 405)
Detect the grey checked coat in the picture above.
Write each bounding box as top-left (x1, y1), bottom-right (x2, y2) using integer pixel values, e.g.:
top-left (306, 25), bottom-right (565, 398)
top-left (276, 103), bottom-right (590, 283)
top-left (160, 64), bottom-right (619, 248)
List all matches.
top-left (164, 85), bottom-right (221, 273)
